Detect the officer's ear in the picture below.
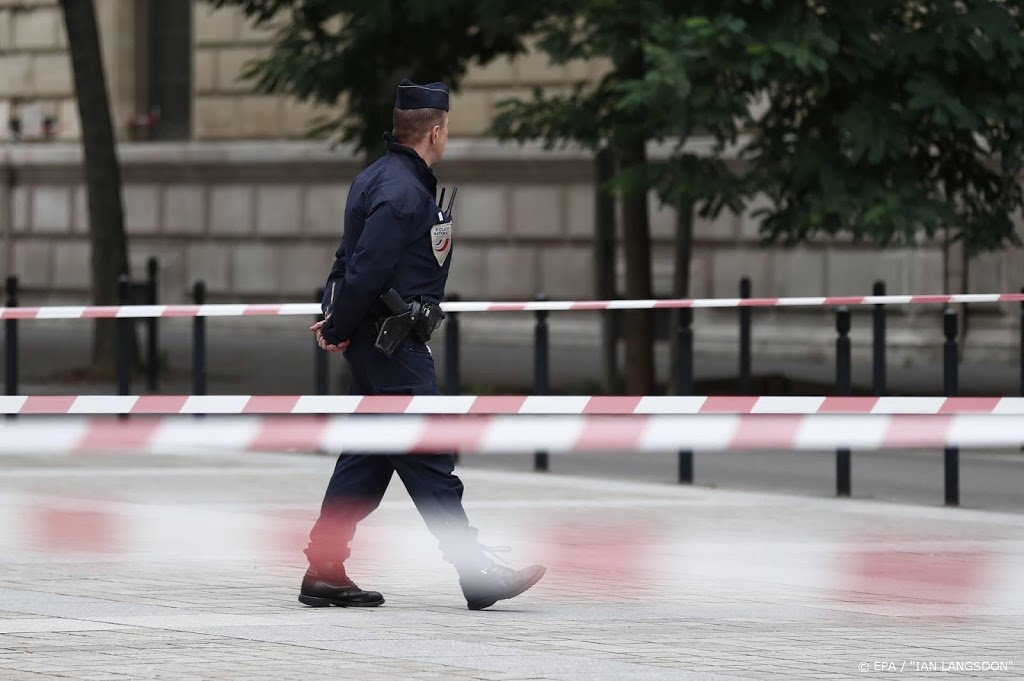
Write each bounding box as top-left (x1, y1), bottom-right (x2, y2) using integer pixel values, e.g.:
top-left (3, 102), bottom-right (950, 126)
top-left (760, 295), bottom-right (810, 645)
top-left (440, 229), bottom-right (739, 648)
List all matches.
top-left (432, 114), bottom-right (448, 144)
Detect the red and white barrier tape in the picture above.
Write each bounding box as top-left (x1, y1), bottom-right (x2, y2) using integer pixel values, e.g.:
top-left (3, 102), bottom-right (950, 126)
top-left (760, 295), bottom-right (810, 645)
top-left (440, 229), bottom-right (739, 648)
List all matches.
top-left (3, 394), bottom-right (1024, 415)
top-left (0, 413), bottom-right (1022, 455)
top-left (2, 292), bottom-right (1023, 320)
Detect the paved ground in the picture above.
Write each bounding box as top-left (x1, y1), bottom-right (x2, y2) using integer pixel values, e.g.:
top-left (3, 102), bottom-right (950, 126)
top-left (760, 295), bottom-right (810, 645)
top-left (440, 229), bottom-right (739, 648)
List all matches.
top-left (2, 451), bottom-right (1023, 680)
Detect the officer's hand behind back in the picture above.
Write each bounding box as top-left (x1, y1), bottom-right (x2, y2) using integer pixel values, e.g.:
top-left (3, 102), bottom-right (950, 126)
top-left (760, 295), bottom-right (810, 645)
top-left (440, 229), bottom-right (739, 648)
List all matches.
top-left (310, 320), bottom-right (350, 352)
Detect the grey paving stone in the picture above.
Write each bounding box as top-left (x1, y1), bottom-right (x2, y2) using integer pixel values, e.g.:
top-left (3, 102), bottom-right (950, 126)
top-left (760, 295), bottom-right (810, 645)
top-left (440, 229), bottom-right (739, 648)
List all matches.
top-left (0, 457), bottom-right (1021, 680)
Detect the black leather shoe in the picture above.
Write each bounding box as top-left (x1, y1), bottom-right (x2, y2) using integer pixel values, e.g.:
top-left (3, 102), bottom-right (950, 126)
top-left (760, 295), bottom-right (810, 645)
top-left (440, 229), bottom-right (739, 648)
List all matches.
top-left (459, 561), bottom-right (546, 611)
top-left (298, 563), bottom-right (384, 608)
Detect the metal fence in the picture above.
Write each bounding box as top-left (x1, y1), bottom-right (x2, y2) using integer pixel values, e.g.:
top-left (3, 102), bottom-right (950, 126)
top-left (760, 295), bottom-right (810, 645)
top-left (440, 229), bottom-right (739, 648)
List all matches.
top-left (3, 263), bottom-right (1023, 508)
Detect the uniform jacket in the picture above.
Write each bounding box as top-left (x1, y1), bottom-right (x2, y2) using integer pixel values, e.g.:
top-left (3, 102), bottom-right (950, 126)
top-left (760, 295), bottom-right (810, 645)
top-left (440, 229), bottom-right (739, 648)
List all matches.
top-left (320, 134), bottom-right (452, 345)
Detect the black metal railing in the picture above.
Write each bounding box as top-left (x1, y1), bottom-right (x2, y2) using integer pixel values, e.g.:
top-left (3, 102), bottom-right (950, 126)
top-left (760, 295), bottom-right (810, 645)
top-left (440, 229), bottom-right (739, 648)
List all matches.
top-left (835, 306), bottom-right (852, 497)
top-left (533, 294), bottom-right (550, 473)
top-left (2, 269), bottom-right (1019, 508)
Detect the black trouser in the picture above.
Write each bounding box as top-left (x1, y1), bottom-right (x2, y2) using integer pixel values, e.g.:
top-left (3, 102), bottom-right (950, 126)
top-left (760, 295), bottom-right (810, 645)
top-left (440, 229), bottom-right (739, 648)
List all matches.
top-left (305, 332), bottom-right (484, 569)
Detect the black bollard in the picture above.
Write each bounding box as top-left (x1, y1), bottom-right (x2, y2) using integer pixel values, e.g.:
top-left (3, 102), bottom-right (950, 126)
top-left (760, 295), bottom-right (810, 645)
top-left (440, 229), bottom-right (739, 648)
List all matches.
top-left (943, 309), bottom-right (959, 507)
top-left (444, 293), bottom-right (462, 464)
top-left (314, 288), bottom-right (328, 395)
top-left (4, 275), bottom-right (18, 397)
top-left (146, 257), bottom-right (159, 392)
top-left (445, 293), bottom-right (461, 396)
top-left (192, 281), bottom-right (207, 397)
top-left (872, 281), bottom-right (886, 396)
top-left (534, 294), bottom-right (550, 472)
top-left (677, 307), bottom-right (694, 483)
top-left (595, 147), bottom-right (619, 392)
top-left (739, 277), bottom-right (752, 395)
top-left (835, 306), bottom-right (852, 497)
top-left (116, 275), bottom-right (132, 396)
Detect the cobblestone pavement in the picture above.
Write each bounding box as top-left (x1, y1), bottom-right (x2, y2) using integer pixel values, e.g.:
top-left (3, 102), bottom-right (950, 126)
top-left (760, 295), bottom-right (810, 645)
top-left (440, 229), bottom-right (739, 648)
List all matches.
top-left (1, 452), bottom-right (1022, 680)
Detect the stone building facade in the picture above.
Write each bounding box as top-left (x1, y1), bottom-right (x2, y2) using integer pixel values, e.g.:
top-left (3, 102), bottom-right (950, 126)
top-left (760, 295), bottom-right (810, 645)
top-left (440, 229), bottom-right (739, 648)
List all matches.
top-left (1, 0), bottom-right (1022, 380)
top-left (0, 0), bottom-right (602, 141)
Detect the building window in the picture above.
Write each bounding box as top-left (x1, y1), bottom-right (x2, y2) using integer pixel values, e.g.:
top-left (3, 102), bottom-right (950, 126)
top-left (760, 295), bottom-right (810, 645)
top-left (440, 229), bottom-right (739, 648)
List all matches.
top-left (136, 0), bottom-right (192, 140)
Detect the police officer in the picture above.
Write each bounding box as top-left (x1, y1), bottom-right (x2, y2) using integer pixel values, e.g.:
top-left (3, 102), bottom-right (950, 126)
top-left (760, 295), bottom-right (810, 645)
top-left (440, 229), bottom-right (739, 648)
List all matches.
top-left (301, 79), bottom-right (546, 611)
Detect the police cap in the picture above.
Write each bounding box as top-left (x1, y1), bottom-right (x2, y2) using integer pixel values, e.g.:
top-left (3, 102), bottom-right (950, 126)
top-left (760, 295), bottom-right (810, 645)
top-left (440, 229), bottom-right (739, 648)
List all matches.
top-left (395, 78), bottom-right (450, 112)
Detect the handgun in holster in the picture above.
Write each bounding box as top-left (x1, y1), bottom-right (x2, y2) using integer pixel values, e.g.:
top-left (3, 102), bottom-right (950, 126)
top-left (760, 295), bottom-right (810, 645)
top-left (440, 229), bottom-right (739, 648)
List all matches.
top-left (373, 289), bottom-right (446, 357)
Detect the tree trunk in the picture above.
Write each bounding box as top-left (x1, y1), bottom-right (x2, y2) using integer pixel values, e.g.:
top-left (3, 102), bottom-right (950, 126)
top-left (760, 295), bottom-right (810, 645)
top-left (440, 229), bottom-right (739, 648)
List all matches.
top-left (60, 0), bottom-right (129, 369)
top-left (669, 201), bottom-right (694, 394)
top-left (617, 136), bottom-right (655, 394)
top-left (613, 46), bottom-right (655, 395)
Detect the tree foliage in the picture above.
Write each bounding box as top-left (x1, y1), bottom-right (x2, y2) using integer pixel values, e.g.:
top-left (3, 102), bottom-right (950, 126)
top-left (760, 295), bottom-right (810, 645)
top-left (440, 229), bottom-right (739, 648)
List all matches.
top-left (497, 0), bottom-right (1024, 255)
top-left (492, 0), bottom-right (1024, 389)
top-left (490, 1), bottom-right (768, 392)
top-left (746, 0), bottom-right (1024, 255)
top-left (211, 0), bottom-right (1024, 392)
top-left (613, 0), bottom-right (1024, 255)
top-left (208, 0), bottom-right (546, 158)
top-left (492, 3), bottom-right (760, 218)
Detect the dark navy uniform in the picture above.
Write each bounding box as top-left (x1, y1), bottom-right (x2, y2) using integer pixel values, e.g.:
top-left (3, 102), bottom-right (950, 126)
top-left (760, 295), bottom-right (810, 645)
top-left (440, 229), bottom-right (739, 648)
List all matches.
top-left (318, 133), bottom-right (451, 351)
top-left (305, 91), bottom-right (481, 572)
top-left (300, 79), bottom-right (544, 611)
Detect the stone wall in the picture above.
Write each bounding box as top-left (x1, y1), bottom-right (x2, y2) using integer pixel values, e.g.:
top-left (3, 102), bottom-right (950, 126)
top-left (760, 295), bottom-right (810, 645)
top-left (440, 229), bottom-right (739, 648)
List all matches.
top-left (192, 1), bottom-right (310, 140)
top-left (3, 140), bottom-right (1023, 370)
top-left (4, 140), bottom-right (1023, 302)
top-left (3, 141), bottom-right (609, 305)
top-left (0, 0), bottom-right (605, 142)
top-left (0, 0), bottom-right (77, 140)
top-left (191, 3), bottom-right (605, 140)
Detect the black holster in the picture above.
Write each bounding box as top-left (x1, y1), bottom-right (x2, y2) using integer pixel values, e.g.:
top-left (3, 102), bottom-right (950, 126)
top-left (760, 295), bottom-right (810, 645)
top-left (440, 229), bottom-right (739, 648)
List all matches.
top-left (373, 289), bottom-right (445, 357)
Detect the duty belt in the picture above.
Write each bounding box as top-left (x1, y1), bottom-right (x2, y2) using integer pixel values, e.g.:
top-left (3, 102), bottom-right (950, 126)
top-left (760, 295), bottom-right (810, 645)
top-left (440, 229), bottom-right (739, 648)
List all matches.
top-left (370, 289), bottom-right (445, 357)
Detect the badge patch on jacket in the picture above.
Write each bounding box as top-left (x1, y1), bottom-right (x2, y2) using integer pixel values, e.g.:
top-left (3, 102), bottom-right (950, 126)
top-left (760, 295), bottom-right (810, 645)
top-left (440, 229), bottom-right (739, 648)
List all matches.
top-left (431, 221), bottom-right (452, 266)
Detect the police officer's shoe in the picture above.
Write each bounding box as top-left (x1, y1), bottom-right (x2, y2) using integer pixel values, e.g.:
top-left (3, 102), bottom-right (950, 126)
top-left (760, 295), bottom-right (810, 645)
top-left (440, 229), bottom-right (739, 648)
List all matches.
top-left (458, 561), bottom-right (546, 611)
top-left (298, 563), bottom-right (385, 608)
